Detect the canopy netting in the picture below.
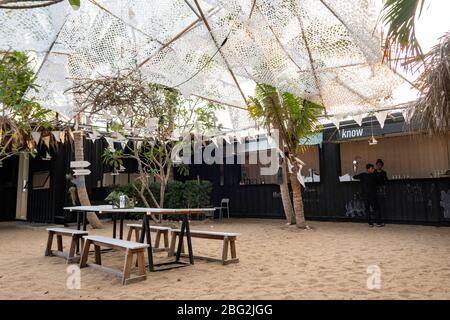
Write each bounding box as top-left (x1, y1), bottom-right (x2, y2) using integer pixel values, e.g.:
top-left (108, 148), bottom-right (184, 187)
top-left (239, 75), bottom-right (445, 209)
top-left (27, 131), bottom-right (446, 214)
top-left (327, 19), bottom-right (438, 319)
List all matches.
top-left (0, 0), bottom-right (407, 130)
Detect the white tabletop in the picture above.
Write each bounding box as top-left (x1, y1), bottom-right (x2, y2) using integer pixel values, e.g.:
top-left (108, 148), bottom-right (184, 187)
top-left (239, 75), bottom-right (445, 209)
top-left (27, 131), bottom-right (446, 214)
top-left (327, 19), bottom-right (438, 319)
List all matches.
top-left (63, 205), bottom-right (216, 215)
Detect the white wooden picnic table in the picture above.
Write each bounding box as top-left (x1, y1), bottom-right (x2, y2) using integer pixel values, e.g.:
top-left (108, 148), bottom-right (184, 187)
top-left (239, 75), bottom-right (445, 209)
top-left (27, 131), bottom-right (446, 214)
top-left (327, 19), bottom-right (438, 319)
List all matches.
top-left (63, 205), bottom-right (215, 271)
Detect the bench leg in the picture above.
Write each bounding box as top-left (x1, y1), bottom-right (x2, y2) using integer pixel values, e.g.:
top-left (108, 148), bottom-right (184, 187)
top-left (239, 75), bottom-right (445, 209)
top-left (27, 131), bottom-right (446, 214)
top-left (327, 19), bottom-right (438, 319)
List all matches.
top-left (45, 231), bottom-right (54, 256)
top-left (57, 235), bottom-right (63, 252)
top-left (222, 236), bottom-right (229, 265)
top-left (154, 230), bottom-right (161, 249)
top-left (78, 238), bottom-right (85, 255)
top-left (134, 228), bottom-right (140, 242)
top-left (94, 245), bottom-right (102, 265)
top-left (168, 232), bottom-right (177, 257)
top-left (122, 249), bottom-right (134, 285)
top-left (126, 228), bottom-right (133, 241)
top-left (230, 239), bottom-right (237, 259)
top-left (67, 236), bottom-right (78, 264)
top-left (163, 231), bottom-right (169, 250)
top-left (79, 239), bottom-right (91, 268)
top-left (137, 251), bottom-right (146, 277)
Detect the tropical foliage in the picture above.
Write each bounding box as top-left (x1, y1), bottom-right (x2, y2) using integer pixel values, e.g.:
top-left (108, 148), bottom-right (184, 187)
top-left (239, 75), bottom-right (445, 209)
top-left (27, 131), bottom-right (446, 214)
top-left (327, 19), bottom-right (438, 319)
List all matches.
top-left (108, 180), bottom-right (212, 219)
top-left (0, 51), bottom-right (51, 163)
top-left (94, 80), bottom-right (221, 213)
top-left (380, 0), bottom-right (425, 69)
top-left (408, 32), bottom-right (450, 135)
top-left (380, 0), bottom-right (450, 135)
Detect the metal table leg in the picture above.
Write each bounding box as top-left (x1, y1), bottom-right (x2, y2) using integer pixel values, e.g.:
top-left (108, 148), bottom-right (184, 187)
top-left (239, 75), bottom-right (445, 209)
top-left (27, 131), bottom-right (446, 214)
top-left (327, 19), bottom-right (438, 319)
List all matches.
top-left (119, 215), bottom-right (124, 240)
top-left (112, 213), bottom-right (117, 238)
top-left (76, 210), bottom-right (81, 230)
top-left (185, 215), bottom-right (194, 264)
top-left (175, 218), bottom-right (185, 262)
top-left (140, 215), bottom-right (154, 271)
top-left (82, 211), bottom-right (87, 231)
top-left (76, 210), bottom-right (81, 252)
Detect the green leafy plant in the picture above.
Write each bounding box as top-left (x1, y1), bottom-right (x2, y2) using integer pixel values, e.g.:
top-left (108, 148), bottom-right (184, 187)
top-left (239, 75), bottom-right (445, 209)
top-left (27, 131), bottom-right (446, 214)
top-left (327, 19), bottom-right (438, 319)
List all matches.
top-left (0, 51), bottom-right (52, 162)
top-left (101, 148), bottom-right (124, 173)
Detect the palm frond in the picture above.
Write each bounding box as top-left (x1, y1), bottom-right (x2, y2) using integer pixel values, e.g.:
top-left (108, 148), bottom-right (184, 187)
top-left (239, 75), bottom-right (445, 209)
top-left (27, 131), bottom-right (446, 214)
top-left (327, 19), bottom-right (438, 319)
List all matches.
top-left (247, 83), bottom-right (324, 155)
top-left (408, 32), bottom-right (450, 135)
top-left (380, 0), bottom-right (425, 70)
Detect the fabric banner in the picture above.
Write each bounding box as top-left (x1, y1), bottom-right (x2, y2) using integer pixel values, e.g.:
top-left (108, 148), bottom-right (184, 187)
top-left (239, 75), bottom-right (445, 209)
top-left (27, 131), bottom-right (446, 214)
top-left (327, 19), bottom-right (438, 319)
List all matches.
top-left (329, 116), bottom-right (343, 130)
top-left (42, 135), bottom-right (50, 148)
top-left (375, 111), bottom-right (389, 128)
top-left (52, 131), bottom-right (61, 142)
top-left (352, 114), bottom-right (363, 126)
top-left (31, 132), bottom-right (41, 144)
top-left (104, 137), bottom-right (115, 151)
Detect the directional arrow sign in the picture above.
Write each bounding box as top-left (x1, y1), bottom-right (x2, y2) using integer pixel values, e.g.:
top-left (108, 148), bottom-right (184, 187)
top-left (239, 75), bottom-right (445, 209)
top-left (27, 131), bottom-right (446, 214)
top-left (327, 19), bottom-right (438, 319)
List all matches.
top-left (70, 161), bottom-right (91, 168)
top-left (73, 169), bottom-right (91, 176)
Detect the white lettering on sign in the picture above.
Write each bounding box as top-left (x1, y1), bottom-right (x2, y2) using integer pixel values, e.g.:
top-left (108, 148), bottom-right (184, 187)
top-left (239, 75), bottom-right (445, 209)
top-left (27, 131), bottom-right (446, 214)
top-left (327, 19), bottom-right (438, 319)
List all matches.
top-left (341, 128), bottom-right (364, 139)
top-left (70, 161), bottom-right (91, 168)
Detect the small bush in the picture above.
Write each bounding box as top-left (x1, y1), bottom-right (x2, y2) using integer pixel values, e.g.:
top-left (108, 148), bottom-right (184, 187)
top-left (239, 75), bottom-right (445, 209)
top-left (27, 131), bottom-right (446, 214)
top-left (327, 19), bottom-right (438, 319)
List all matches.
top-left (107, 180), bottom-right (213, 220)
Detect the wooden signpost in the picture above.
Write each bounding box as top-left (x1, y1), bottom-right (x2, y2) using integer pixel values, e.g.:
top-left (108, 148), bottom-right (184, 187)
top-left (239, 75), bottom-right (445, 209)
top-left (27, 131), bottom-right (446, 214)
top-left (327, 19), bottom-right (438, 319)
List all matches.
top-left (71, 161), bottom-right (91, 176)
top-left (72, 169), bottom-right (91, 176)
top-left (70, 161), bottom-right (91, 168)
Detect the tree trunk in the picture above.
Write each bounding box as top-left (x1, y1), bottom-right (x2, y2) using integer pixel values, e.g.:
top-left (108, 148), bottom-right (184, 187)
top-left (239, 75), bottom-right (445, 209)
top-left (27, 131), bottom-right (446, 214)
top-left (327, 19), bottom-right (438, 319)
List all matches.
top-left (280, 158), bottom-right (296, 224)
top-left (159, 182), bottom-right (165, 208)
top-left (289, 161), bottom-right (307, 229)
top-left (73, 130), bottom-right (103, 229)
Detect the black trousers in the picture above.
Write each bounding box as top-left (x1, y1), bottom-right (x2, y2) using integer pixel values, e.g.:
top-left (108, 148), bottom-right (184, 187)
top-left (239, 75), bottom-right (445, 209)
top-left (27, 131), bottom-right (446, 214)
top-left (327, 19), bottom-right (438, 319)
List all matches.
top-left (364, 197), bottom-right (382, 225)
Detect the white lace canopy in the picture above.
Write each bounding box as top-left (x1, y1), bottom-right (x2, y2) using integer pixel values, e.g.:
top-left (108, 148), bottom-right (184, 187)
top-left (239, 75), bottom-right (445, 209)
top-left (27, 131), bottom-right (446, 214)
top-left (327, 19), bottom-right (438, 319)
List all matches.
top-left (0, 0), bottom-right (407, 130)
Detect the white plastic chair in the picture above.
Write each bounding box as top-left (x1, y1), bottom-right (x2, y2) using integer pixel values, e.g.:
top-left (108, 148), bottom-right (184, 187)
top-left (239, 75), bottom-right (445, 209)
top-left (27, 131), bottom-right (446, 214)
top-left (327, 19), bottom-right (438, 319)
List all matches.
top-left (217, 198), bottom-right (230, 219)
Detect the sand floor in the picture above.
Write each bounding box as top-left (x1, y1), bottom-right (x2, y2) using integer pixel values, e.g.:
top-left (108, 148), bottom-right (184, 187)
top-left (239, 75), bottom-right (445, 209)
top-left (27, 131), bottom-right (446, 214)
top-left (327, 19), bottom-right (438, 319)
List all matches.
top-left (0, 218), bottom-right (450, 300)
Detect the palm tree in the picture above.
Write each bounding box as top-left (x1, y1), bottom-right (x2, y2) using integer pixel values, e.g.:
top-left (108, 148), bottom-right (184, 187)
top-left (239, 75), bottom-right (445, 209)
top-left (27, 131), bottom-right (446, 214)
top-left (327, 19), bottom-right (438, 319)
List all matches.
top-left (248, 84), bottom-right (323, 228)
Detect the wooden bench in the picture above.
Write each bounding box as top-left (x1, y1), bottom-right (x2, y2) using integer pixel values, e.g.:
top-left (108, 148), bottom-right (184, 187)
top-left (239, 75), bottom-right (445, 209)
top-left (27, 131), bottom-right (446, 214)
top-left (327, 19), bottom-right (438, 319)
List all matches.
top-left (126, 224), bottom-right (171, 252)
top-left (169, 229), bottom-right (240, 265)
top-left (79, 235), bottom-right (149, 285)
top-left (45, 228), bottom-right (88, 263)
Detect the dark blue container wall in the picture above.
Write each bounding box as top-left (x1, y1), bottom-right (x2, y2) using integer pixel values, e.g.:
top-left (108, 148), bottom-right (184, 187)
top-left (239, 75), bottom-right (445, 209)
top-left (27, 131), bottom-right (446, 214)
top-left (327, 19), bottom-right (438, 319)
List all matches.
top-left (175, 142), bottom-right (450, 224)
top-left (0, 156), bottom-right (19, 221)
top-left (22, 136), bottom-right (450, 225)
top-left (27, 142), bottom-right (71, 223)
top-left (27, 138), bottom-right (108, 223)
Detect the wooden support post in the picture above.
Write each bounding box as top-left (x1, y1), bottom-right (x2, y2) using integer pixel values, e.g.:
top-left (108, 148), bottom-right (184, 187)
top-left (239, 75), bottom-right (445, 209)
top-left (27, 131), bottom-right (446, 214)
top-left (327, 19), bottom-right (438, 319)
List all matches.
top-left (79, 239), bottom-right (91, 268)
top-left (45, 231), bottom-right (54, 256)
top-left (126, 228), bottom-right (133, 241)
top-left (230, 239), bottom-right (237, 259)
top-left (137, 251), bottom-right (146, 277)
top-left (57, 235), bottom-right (63, 252)
top-left (134, 228), bottom-right (140, 242)
top-left (94, 245), bottom-right (102, 265)
top-left (222, 236), bottom-right (229, 264)
top-left (154, 230), bottom-right (161, 249)
top-left (163, 230), bottom-right (169, 249)
top-left (122, 249), bottom-right (134, 285)
top-left (67, 236), bottom-right (78, 263)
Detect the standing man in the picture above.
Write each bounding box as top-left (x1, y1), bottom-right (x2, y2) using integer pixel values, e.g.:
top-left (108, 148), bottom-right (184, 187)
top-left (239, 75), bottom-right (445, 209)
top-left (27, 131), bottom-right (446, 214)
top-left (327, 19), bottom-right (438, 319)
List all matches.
top-left (353, 164), bottom-right (384, 227)
top-left (374, 159), bottom-right (388, 184)
top-left (374, 159), bottom-right (388, 226)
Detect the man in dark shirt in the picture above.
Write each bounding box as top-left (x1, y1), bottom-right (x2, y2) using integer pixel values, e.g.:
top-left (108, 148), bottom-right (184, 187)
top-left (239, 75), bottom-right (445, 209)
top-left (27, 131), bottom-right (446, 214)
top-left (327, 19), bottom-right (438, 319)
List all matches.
top-left (374, 159), bottom-right (388, 184)
top-left (353, 163), bottom-right (383, 227)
